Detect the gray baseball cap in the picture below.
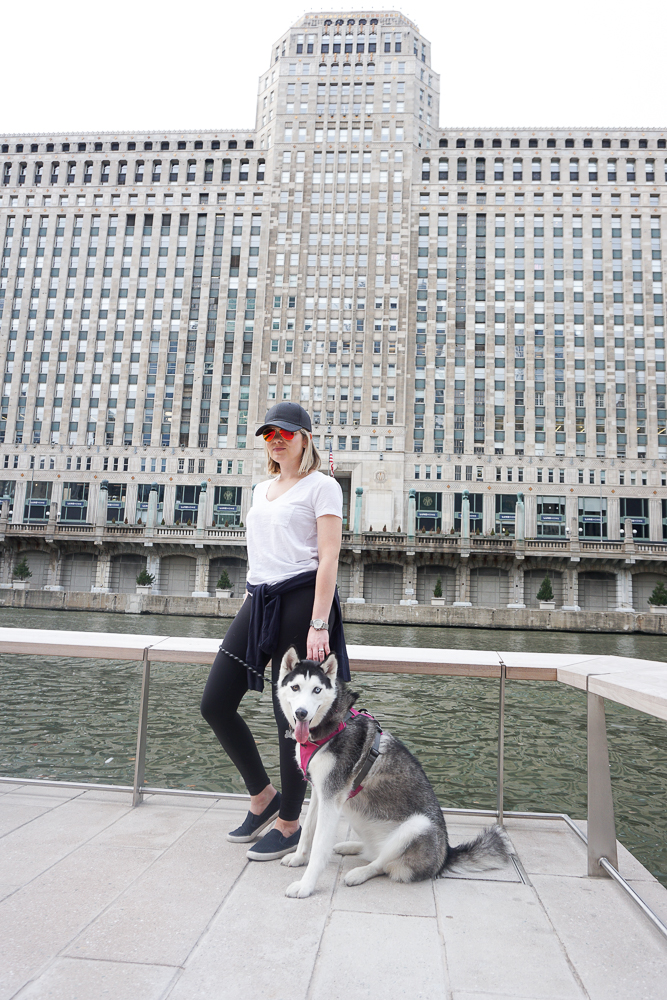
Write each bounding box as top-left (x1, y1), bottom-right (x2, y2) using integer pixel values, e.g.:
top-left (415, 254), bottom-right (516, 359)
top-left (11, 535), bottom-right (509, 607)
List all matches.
top-left (255, 402), bottom-right (312, 437)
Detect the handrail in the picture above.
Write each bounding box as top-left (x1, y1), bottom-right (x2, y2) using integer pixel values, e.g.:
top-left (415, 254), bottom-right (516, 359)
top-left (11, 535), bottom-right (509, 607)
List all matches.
top-left (0, 627), bottom-right (666, 939)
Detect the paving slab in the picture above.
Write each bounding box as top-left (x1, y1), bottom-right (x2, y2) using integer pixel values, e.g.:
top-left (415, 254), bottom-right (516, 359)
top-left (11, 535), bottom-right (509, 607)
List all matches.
top-left (531, 873), bottom-right (667, 1000)
top-left (15, 956), bottom-right (176, 1000)
top-left (89, 797), bottom-right (206, 850)
top-left (165, 839), bottom-right (341, 1000)
top-left (0, 794), bottom-right (62, 838)
top-left (308, 910), bottom-right (447, 1000)
top-left (435, 878), bottom-right (586, 999)
top-left (333, 856), bottom-right (437, 915)
top-left (0, 843), bottom-right (161, 1000)
top-left (67, 806), bottom-right (250, 967)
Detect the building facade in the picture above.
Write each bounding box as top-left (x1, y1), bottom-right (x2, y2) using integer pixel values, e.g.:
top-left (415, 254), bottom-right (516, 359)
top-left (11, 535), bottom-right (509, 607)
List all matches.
top-left (0, 10), bottom-right (666, 611)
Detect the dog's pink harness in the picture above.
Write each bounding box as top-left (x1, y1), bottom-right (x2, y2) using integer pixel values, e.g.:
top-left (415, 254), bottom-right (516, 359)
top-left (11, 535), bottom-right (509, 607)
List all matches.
top-left (298, 707), bottom-right (382, 799)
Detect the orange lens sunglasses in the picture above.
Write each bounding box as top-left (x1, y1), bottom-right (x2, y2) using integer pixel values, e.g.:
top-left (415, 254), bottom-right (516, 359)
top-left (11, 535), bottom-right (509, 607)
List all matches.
top-left (262, 428), bottom-right (297, 442)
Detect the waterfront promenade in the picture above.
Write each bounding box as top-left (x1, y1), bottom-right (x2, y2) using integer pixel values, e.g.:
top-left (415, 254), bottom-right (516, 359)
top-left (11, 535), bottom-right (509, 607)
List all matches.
top-left (2, 783), bottom-right (667, 1000)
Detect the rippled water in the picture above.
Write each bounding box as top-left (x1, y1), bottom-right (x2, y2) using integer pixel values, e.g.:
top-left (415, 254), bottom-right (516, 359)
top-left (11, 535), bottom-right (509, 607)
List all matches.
top-left (1, 606), bottom-right (666, 887)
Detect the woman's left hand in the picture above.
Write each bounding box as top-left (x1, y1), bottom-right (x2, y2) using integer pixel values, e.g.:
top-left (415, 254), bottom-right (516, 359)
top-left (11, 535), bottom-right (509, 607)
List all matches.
top-left (307, 627), bottom-right (330, 662)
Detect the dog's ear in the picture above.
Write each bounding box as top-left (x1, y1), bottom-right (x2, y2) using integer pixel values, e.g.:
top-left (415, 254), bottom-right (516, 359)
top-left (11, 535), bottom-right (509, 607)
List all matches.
top-left (321, 652), bottom-right (338, 681)
top-left (279, 646), bottom-right (300, 681)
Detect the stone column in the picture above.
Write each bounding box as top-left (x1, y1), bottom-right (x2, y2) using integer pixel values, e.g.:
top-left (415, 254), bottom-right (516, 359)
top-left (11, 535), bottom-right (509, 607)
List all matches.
top-left (507, 561), bottom-right (526, 609)
top-left (649, 497), bottom-right (662, 542)
top-left (514, 493), bottom-right (525, 542)
top-left (146, 553), bottom-right (161, 592)
top-left (460, 490), bottom-right (470, 544)
top-left (442, 489), bottom-right (455, 534)
top-left (347, 553), bottom-right (365, 603)
top-left (483, 491), bottom-right (495, 535)
top-left (400, 553), bottom-right (418, 605)
top-left (12, 480), bottom-right (26, 524)
top-left (453, 558), bottom-right (471, 606)
top-left (615, 568), bottom-right (634, 611)
top-left (96, 480), bottom-right (109, 527)
top-left (566, 496), bottom-right (579, 539)
top-left (44, 547), bottom-right (64, 591)
top-left (0, 498), bottom-right (9, 538)
top-left (607, 495), bottom-right (621, 540)
top-left (192, 551), bottom-right (210, 597)
top-left (353, 487), bottom-right (363, 536)
top-left (407, 488), bottom-right (416, 542)
top-left (125, 481), bottom-right (138, 524)
top-left (146, 483), bottom-right (159, 529)
top-left (563, 564), bottom-right (580, 611)
top-left (163, 483), bottom-right (176, 525)
top-left (196, 482), bottom-right (208, 537)
top-left (524, 492), bottom-right (536, 538)
top-left (92, 551), bottom-right (112, 593)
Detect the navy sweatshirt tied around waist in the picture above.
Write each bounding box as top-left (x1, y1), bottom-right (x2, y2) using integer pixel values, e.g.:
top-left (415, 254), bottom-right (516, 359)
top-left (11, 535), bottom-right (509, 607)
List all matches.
top-left (243, 569), bottom-right (350, 692)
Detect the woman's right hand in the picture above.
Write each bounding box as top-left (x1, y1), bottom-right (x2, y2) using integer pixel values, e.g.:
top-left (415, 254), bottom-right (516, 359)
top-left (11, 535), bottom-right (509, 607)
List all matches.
top-left (307, 627), bottom-right (330, 662)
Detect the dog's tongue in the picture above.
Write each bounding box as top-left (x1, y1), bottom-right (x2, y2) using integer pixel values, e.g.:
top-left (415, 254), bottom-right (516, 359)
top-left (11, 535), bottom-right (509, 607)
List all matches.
top-left (294, 720), bottom-right (310, 744)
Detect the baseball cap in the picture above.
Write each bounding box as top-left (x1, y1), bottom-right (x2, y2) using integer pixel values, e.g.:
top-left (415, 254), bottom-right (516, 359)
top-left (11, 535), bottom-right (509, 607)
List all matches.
top-left (255, 402), bottom-right (312, 437)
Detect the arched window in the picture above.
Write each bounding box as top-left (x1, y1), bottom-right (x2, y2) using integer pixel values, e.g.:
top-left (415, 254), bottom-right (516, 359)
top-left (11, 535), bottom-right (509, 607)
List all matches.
top-left (646, 159), bottom-right (655, 182)
top-left (117, 161), bottom-right (127, 185)
top-left (550, 157), bottom-right (560, 181)
top-left (221, 159), bottom-right (231, 183)
top-left (256, 158), bottom-right (265, 182)
top-left (152, 160), bottom-right (162, 183)
top-left (531, 158), bottom-right (541, 181)
top-left (33, 162), bottom-right (43, 185)
top-left (457, 157), bottom-right (467, 181)
top-left (204, 159), bottom-right (213, 182)
top-left (438, 137), bottom-right (448, 148)
top-left (245, 139), bottom-right (254, 149)
top-left (421, 157), bottom-right (430, 180)
top-left (588, 158), bottom-right (598, 181)
top-left (228, 139), bottom-right (237, 149)
top-left (186, 160), bottom-right (196, 182)
top-left (626, 159), bottom-right (636, 181)
top-left (66, 161), bottom-right (76, 184)
top-left (475, 157), bottom-right (485, 181)
top-left (569, 157), bottom-right (579, 181)
top-left (169, 160), bottom-right (179, 182)
top-left (50, 161), bottom-right (59, 184)
top-left (134, 160), bottom-right (144, 183)
top-left (438, 158), bottom-right (448, 180)
top-left (17, 162), bottom-right (26, 184)
top-left (100, 161), bottom-right (110, 183)
top-left (239, 159), bottom-right (249, 182)
top-left (83, 160), bottom-right (93, 183)
top-left (512, 158), bottom-right (522, 181)
top-left (607, 158), bottom-right (617, 181)
top-left (2, 162), bottom-right (11, 185)
top-left (494, 158), bottom-right (504, 181)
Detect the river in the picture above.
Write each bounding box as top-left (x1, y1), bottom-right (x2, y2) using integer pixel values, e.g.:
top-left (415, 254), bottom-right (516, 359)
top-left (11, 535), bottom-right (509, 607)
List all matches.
top-left (1, 606), bottom-right (666, 887)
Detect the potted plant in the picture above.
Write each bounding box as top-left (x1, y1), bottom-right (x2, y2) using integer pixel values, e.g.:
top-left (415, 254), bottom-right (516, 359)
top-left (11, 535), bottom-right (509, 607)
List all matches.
top-left (136, 568), bottom-right (155, 594)
top-left (536, 575), bottom-right (555, 611)
top-left (648, 581), bottom-right (667, 615)
top-left (431, 576), bottom-right (445, 606)
top-left (13, 556), bottom-right (32, 590)
top-left (216, 569), bottom-right (233, 598)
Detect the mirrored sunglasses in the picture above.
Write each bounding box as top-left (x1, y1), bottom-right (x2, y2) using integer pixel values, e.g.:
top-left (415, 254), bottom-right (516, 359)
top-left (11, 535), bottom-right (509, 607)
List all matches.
top-left (262, 428), bottom-right (297, 442)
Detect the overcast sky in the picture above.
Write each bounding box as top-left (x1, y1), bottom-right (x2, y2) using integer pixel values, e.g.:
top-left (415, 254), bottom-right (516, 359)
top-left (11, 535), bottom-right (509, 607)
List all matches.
top-left (3, 0), bottom-right (665, 135)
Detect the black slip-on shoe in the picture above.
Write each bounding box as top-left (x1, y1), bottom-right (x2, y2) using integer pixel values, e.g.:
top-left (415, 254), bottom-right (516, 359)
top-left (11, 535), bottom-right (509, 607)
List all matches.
top-left (227, 792), bottom-right (282, 843)
top-left (246, 826), bottom-right (301, 861)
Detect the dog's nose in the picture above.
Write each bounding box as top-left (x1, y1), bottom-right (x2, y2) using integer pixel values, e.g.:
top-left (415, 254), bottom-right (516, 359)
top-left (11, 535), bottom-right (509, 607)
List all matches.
top-left (295, 707), bottom-right (308, 721)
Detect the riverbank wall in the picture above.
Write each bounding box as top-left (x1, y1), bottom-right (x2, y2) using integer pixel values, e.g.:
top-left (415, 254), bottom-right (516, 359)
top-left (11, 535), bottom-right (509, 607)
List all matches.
top-left (0, 587), bottom-right (666, 634)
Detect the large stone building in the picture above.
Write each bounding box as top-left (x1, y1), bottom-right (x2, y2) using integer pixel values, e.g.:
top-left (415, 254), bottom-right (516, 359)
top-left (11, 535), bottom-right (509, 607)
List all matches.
top-left (0, 9), bottom-right (665, 611)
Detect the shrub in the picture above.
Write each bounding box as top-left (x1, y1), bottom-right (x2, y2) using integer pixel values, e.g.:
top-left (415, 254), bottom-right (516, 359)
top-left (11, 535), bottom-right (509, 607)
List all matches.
top-left (136, 569), bottom-right (155, 586)
top-left (648, 581), bottom-right (667, 606)
top-left (217, 569), bottom-right (232, 590)
top-left (433, 577), bottom-right (443, 599)
top-left (13, 557), bottom-right (32, 580)
top-left (536, 575), bottom-right (554, 602)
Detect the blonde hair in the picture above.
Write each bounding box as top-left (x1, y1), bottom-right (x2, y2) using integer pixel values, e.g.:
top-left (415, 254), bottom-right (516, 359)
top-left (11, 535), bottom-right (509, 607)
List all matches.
top-left (266, 430), bottom-right (321, 477)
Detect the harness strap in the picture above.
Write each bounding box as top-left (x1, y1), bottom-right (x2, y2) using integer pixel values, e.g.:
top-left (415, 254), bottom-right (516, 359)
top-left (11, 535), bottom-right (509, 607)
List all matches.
top-left (347, 726), bottom-right (383, 799)
top-left (298, 708), bottom-right (383, 798)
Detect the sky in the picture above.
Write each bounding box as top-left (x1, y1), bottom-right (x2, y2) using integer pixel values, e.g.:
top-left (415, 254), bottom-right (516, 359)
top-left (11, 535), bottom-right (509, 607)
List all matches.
top-left (2, 0), bottom-right (666, 135)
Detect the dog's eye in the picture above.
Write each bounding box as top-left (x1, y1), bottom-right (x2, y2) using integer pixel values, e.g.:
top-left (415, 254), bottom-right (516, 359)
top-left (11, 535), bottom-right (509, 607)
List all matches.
top-left (290, 684), bottom-right (300, 691)
top-left (313, 686), bottom-right (322, 694)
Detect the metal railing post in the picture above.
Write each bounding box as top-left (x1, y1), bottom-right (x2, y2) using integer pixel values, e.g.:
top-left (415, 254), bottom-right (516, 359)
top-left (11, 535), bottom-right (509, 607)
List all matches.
top-left (497, 658), bottom-right (506, 826)
top-left (132, 648), bottom-right (151, 807)
top-left (587, 690), bottom-right (618, 876)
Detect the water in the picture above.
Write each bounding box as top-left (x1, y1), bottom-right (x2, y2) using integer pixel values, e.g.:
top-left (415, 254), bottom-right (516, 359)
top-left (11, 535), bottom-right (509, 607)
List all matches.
top-left (1, 606), bottom-right (666, 887)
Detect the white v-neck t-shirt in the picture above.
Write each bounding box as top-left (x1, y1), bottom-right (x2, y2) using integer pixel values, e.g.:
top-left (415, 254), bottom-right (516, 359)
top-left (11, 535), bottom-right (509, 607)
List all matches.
top-left (245, 472), bottom-right (343, 585)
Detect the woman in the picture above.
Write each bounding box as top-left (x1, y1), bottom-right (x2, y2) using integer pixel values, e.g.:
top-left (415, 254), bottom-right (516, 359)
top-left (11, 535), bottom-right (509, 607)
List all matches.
top-left (201, 402), bottom-right (350, 861)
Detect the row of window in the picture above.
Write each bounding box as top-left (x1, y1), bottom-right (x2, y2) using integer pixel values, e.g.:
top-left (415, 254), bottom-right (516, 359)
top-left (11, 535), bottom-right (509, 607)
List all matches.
top-left (2, 158), bottom-right (266, 187)
top-left (423, 156), bottom-right (667, 182)
top-left (1, 140), bottom-right (254, 154)
top-left (440, 138), bottom-right (664, 150)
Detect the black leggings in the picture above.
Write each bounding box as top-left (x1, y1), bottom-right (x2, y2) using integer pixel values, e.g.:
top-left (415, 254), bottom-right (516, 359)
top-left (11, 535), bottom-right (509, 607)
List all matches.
top-left (200, 584), bottom-right (334, 822)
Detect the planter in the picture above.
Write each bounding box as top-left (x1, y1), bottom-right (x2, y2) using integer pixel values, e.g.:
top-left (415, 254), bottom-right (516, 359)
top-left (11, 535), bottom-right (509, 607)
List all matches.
top-left (539, 601), bottom-right (556, 611)
top-left (12, 581), bottom-right (30, 590)
top-left (136, 585), bottom-right (153, 595)
top-left (650, 605), bottom-right (667, 615)
top-left (431, 598), bottom-right (445, 606)
top-left (216, 589), bottom-right (233, 599)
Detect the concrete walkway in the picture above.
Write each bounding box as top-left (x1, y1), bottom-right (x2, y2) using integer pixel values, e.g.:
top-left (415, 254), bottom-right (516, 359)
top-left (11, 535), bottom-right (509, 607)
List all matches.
top-left (1, 783), bottom-right (666, 1000)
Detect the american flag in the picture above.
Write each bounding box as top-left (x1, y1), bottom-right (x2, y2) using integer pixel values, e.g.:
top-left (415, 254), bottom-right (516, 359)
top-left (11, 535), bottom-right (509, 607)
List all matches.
top-left (329, 445), bottom-right (335, 476)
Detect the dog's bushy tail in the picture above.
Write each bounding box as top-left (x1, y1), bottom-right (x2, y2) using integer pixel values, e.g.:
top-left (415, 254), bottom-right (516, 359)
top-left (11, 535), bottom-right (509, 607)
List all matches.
top-left (439, 825), bottom-right (512, 875)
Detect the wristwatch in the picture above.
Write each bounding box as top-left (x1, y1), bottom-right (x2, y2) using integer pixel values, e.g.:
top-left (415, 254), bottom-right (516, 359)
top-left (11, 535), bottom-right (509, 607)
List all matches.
top-left (310, 619), bottom-right (329, 630)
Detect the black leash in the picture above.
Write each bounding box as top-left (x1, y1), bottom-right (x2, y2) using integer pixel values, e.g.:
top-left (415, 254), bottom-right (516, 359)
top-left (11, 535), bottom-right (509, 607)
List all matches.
top-left (218, 646), bottom-right (279, 691)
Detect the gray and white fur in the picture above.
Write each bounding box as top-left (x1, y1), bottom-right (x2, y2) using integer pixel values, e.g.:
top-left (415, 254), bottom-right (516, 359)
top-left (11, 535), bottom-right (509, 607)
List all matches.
top-left (277, 647), bottom-right (511, 899)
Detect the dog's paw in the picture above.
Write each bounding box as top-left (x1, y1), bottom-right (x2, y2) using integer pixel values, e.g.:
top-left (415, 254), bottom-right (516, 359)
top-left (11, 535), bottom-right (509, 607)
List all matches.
top-left (344, 865), bottom-right (374, 886)
top-left (334, 841), bottom-right (363, 856)
top-left (285, 879), bottom-right (313, 898)
top-left (281, 852), bottom-right (306, 868)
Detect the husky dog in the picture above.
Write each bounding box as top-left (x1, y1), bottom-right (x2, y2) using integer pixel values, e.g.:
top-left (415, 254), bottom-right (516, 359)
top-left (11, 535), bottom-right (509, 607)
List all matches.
top-left (277, 647), bottom-right (511, 899)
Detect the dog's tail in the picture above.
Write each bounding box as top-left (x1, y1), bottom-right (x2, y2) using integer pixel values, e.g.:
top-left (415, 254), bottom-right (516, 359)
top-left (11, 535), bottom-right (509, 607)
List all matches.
top-left (439, 824), bottom-right (512, 875)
